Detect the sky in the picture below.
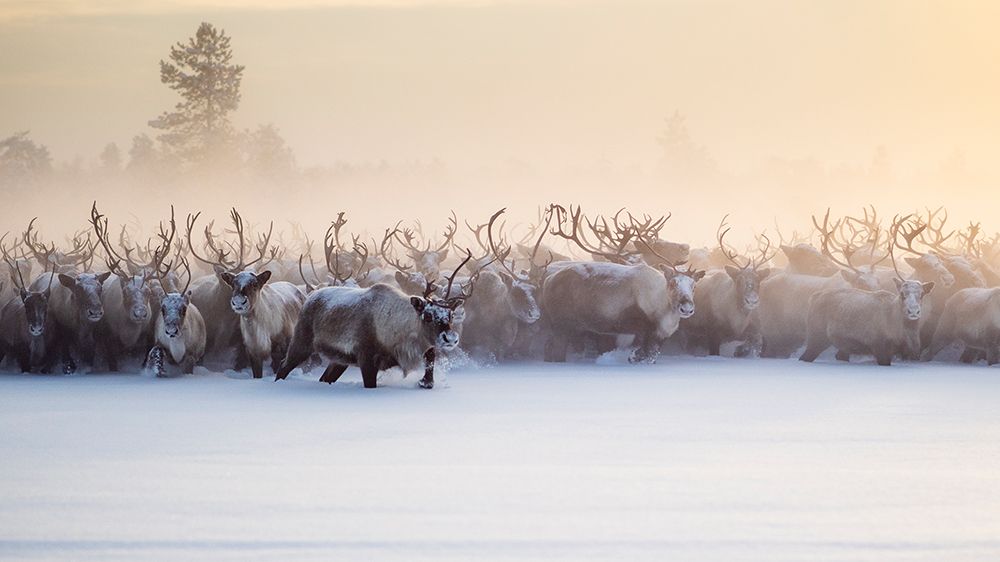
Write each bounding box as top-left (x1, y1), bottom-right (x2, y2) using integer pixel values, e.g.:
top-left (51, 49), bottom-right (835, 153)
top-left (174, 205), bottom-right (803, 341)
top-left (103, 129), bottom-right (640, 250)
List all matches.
top-left (0, 0), bottom-right (998, 238)
top-left (1, 0), bottom-right (998, 169)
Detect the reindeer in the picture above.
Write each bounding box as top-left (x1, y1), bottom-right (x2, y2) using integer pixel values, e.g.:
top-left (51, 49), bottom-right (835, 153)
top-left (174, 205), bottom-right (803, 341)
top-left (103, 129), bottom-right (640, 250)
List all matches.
top-left (540, 204), bottom-right (702, 363)
top-left (455, 209), bottom-right (545, 359)
top-left (147, 258), bottom-right (206, 377)
top-left (185, 209), bottom-right (279, 361)
top-left (189, 212), bottom-right (306, 379)
top-left (0, 250), bottom-right (57, 373)
top-left (759, 210), bottom-right (887, 358)
top-left (799, 219), bottom-right (934, 365)
top-left (682, 216), bottom-right (773, 356)
top-left (275, 260), bottom-right (472, 389)
top-left (90, 203), bottom-right (178, 370)
top-left (23, 221), bottom-right (107, 372)
top-left (395, 212), bottom-right (457, 281)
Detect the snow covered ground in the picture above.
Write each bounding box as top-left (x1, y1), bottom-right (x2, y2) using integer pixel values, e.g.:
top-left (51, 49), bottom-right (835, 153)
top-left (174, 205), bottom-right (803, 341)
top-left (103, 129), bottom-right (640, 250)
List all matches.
top-left (1, 357), bottom-right (1000, 562)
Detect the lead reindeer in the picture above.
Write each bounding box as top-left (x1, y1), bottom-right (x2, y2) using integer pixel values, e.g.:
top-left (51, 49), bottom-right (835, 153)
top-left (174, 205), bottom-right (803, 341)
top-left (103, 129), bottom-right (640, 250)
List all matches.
top-left (799, 216), bottom-right (934, 365)
top-left (275, 257), bottom-right (472, 389)
top-left (147, 258), bottom-right (206, 377)
top-left (541, 204), bottom-right (703, 363)
top-left (683, 216), bottom-right (773, 357)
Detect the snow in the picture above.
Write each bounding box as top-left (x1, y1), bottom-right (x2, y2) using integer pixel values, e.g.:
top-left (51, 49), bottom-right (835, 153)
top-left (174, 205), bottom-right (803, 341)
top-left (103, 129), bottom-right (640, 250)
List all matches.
top-left (2, 358), bottom-right (1000, 561)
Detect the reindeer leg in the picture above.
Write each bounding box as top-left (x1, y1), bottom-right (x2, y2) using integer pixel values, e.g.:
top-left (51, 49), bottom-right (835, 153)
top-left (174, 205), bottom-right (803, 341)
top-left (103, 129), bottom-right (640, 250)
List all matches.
top-left (146, 346), bottom-right (166, 378)
top-left (707, 333), bottom-right (722, 356)
top-left (874, 346), bottom-right (893, 366)
top-left (419, 348), bottom-right (435, 389)
top-left (360, 360), bottom-right (379, 389)
top-left (835, 350), bottom-right (851, 362)
top-left (16, 348), bottom-right (31, 373)
top-left (986, 343), bottom-right (999, 367)
top-left (544, 331), bottom-right (569, 363)
top-left (319, 363), bottom-right (348, 384)
top-left (250, 356), bottom-right (264, 379)
top-left (180, 356), bottom-right (196, 375)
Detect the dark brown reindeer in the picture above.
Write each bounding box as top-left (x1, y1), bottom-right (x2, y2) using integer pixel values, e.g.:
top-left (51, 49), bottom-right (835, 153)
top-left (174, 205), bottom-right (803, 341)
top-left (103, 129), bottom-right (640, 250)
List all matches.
top-left (0, 244), bottom-right (58, 373)
top-left (275, 253), bottom-right (474, 389)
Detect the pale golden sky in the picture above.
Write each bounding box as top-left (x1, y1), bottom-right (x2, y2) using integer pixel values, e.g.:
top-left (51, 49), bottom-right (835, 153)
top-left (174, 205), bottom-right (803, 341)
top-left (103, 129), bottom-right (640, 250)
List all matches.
top-left (1, 0), bottom-right (998, 174)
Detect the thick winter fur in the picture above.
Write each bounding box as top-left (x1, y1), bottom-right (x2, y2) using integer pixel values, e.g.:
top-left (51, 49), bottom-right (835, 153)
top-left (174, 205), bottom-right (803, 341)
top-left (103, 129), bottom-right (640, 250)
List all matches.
top-left (98, 273), bottom-right (155, 371)
top-left (461, 270), bottom-right (541, 358)
top-left (683, 265), bottom-right (770, 357)
top-left (541, 262), bottom-right (701, 363)
top-left (148, 292), bottom-right (206, 376)
top-left (923, 288), bottom-right (1000, 364)
top-left (0, 288), bottom-right (58, 373)
top-left (275, 283), bottom-right (461, 389)
top-left (30, 271), bottom-right (111, 372)
top-left (220, 270), bottom-right (305, 379)
top-left (759, 268), bottom-right (879, 358)
top-left (188, 269), bottom-right (241, 356)
top-left (799, 279), bottom-right (934, 365)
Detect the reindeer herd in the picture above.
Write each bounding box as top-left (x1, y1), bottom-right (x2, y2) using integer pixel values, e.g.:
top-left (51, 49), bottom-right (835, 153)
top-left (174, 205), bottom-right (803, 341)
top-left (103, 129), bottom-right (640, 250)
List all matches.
top-left (1, 203), bottom-right (998, 388)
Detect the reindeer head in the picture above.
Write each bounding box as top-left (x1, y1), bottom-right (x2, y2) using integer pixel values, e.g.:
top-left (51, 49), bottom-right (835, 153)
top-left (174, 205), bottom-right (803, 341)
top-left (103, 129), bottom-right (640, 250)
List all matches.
top-left (411, 296), bottom-right (461, 351)
top-left (119, 274), bottom-right (154, 324)
top-left (219, 270), bottom-right (272, 316)
top-left (21, 289), bottom-right (51, 338)
top-left (894, 278), bottom-right (934, 321)
top-left (58, 272), bottom-right (111, 323)
top-left (781, 243), bottom-right (840, 277)
top-left (665, 268), bottom-right (704, 319)
top-left (904, 254), bottom-right (955, 287)
top-left (499, 272), bottom-right (542, 324)
top-left (159, 291), bottom-right (192, 338)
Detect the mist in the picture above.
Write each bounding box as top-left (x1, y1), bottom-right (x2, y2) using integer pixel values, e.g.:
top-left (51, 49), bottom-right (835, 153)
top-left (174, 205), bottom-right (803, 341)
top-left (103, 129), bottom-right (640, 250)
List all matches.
top-left (2, 0), bottom-right (999, 245)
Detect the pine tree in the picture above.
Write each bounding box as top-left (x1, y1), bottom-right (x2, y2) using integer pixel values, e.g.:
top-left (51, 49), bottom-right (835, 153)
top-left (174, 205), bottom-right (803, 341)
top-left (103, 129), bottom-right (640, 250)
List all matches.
top-left (149, 22), bottom-right (245, 169)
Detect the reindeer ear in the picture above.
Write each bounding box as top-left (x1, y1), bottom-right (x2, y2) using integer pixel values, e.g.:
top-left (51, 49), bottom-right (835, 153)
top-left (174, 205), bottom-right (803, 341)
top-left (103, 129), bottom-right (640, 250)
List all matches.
top-left (922, 281), bottom-right (935, 295)
top-left (780, 244), bottom-right (793, 256)
top-left (840, 269), bottom-right (858, 283)
top-left (498, 271), bottom-right (514, 289)
top-left (756, 268), bottom-right (771, 280)
top-left (219, 272), bottom-right (235, 287)
top-left (256, 271), bottom-right (272, 285)
top-left (213, 264), bottom-right (227, 277)
top-left (438, 249), bottom-right (449, 261)
top-left (693, 270), bottom-right (706, 281)
top-left (57, 273), bottom-right (76, 288)
top-left (395, 271), bottom-right (408, 286)
top-left (410, 296), bottom-right (426, 313)
top-left (725, 265), bottom-right (740, 279)
top-left (184, 290), bottom-right (193, 302)
top-left (97, 271), bottom-right (112, 284)
top-left (893, 277), bottom-right (904, 290)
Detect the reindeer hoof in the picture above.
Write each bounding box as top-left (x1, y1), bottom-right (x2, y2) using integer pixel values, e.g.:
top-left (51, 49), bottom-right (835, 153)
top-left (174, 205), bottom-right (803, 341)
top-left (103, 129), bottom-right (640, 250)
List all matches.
top-left (418, 379), bottom-right (434, 389)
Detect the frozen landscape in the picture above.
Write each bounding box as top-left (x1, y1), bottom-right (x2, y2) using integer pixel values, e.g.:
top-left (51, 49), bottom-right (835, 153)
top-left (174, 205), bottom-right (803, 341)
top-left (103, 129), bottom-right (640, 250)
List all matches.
top-left (2, 357), bottom-right (999, 562)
